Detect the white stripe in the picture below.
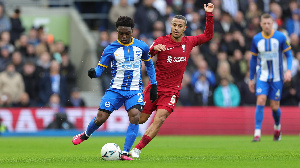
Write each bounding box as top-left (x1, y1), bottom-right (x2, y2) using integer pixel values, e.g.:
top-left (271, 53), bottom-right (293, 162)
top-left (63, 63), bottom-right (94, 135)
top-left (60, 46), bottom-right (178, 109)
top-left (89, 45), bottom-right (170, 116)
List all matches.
top-left (271, 38), bottom-right (280, 82)
top-left (130, 46), bottom-right (142, 90)
top-left (112, 47), bottom-right (125, 89)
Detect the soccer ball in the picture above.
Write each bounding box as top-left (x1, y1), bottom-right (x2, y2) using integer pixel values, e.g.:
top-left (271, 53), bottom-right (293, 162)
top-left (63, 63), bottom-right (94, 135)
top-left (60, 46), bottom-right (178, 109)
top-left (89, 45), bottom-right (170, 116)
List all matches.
top-left (101, 143), bottom-right (121, 161)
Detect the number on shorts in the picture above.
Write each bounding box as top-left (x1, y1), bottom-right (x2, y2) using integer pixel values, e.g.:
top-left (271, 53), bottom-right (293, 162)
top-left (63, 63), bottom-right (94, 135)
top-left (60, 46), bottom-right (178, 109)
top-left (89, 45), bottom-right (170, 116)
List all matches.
top-left (138, 93), bottom-right (143, 102)
top-left (275, 89), bottom-right (280, 97)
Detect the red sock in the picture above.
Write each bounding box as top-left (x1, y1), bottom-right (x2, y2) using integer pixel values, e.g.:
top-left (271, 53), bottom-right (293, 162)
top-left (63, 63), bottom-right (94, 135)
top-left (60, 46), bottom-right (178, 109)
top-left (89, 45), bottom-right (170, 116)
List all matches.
top-left (135, 135), bottom-right (152, 150)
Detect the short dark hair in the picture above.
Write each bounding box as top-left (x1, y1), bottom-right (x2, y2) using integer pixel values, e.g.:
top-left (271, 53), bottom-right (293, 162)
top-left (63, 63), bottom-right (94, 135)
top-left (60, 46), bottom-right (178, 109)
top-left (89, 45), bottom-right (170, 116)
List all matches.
top-left (173, 15), bottom-right (187, 25)
top-left (115, 16), bottom-right (135, 29)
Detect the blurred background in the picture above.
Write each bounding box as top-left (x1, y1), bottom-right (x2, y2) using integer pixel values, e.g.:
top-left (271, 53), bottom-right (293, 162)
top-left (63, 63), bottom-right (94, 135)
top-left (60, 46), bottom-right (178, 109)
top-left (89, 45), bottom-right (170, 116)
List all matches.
top-left (0, 0), bottom-right (299, 136)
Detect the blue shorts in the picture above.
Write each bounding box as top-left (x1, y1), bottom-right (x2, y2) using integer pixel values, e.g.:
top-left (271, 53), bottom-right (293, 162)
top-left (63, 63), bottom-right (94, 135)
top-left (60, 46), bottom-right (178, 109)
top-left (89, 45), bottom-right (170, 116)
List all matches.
top-left (99, 88), bottom-right (144, 113)
top-left (256, 80), bottom-right (283, 101)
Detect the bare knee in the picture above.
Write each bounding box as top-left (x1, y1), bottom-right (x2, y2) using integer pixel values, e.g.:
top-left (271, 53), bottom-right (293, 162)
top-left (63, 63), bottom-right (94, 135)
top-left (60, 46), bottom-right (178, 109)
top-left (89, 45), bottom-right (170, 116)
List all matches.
top-left (270, 101), bottom-right (280, 111)
top-left (257, 96), bottom-right (267, 105)
top-left (139, 113), bottom-right (151, 124)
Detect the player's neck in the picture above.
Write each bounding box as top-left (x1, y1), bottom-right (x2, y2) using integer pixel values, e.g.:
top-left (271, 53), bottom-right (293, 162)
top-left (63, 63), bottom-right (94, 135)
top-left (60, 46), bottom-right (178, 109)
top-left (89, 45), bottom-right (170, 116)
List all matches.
top-left (171, 35), bottom-right (183, 42)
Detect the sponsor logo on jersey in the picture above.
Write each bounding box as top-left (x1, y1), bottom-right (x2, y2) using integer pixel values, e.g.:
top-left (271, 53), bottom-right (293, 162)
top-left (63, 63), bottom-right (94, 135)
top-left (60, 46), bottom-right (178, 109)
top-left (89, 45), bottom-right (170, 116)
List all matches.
top-left (167, 56), bottom-right (186, 63)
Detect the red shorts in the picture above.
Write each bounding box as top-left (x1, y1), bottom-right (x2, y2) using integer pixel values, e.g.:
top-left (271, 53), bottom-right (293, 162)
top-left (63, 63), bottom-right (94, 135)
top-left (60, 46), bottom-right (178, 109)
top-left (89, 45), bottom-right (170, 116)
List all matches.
top-left (142, 84), bottom-right (179, 114)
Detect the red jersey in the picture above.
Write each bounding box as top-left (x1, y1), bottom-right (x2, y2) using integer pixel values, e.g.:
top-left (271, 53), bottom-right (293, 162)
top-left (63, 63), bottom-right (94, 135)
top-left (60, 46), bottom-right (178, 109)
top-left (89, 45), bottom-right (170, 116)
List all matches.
top-left (148, 12), bottom-right (214, 92)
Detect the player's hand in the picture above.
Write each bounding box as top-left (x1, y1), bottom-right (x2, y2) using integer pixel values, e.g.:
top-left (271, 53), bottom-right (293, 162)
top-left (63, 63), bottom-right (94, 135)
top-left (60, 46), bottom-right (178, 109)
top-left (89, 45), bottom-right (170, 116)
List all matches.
top-left (248, 80), bottom-right (255, 93)
top-left (284, 70), bottom-right (292, 83)
top-left (153, 44), bottom-right (166, 52)
top-left (150, 84), bottom-right (158, 103)
top-left (88, 68), bottom-right (96, 79)
top-left (204, 3), bottom-right (214, 12)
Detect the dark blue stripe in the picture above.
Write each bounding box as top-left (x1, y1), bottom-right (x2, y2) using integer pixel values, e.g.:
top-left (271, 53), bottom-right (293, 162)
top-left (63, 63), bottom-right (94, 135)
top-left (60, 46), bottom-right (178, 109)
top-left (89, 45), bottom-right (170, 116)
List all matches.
top-left (124, 46), bottom-right (129, 61)
top-left (129, 46), bottom-right (135, 61)
top-left (267, 61), bottom-right (271, 81)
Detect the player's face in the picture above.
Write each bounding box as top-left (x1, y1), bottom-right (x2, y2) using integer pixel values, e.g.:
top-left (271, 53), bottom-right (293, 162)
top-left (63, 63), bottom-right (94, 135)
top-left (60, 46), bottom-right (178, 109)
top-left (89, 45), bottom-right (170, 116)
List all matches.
top-left (171, 18), bottom-right (186, 39)
top-left (260, 18), bottom-right (273, 35)
top-left (117, 26), bottom-right (133, 44)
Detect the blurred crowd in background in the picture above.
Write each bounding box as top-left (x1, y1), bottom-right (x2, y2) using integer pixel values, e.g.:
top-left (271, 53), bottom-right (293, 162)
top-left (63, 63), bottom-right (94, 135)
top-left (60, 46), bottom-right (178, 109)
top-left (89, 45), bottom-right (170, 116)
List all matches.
top-left (0, 0), bottom-right (300, 108)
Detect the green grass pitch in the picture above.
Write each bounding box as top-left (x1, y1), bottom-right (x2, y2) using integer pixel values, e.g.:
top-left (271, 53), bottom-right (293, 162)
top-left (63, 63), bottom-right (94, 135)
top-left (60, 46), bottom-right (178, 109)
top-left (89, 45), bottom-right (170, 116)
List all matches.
top-left (0, 135), bottom-right (300, 168)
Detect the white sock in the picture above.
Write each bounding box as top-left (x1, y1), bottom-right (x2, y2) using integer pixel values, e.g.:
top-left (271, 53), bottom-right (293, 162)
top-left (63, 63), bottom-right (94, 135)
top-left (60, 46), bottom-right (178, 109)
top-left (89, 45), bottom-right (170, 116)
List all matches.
top-left (254, 129), bottom-right (261, 137)
top-left (274, 124), bottom-right (281, 130)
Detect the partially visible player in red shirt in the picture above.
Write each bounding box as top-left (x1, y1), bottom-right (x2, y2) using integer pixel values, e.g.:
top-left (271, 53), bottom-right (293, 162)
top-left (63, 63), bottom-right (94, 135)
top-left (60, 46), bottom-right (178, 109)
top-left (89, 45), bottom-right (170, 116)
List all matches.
top-left (129, 3), bottom-right (215, 158)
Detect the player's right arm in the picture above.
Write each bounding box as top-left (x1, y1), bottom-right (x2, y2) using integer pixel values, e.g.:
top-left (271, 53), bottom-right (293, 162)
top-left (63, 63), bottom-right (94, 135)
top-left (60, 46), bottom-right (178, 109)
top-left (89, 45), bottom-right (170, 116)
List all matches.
top-left (249, 36), bottom-right (259, 93)
top-left (88, 46), bottom-right (113, 79)
top-left (148, 37), bottom-right (165, 57)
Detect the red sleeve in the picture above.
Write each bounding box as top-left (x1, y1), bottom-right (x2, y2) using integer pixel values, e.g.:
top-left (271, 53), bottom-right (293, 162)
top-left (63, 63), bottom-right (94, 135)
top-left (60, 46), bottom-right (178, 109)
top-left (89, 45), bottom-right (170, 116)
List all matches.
top-left (192, 12), bottom-right (214, 46)
top-left (149, 37), bottom-right (163, 57)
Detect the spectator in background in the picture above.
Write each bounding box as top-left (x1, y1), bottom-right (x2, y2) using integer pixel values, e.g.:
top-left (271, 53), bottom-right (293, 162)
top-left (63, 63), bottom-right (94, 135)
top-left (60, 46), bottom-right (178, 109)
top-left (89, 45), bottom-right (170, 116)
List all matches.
top-left (22, 61), bottom-right (39, 105)
top-left (0, 46), bottom-right (11, 72)
top-left (35, 33), bottom-right (55, 56)
top-left (290, 33), bottom-right (299, 54)
top-left (0, 63), bottom-right (25, 104)
top-left (9, 8), bottom-right (25, 45)
top-left (213, 77), bottom-right (241, 107)
top-left (38, 60), bottom-right (68, 107)
top-left (11, 51), bottom-right (23, 73)
top-left (108, 0), bottom-right (136, 30)
top-left (66, 87), bottom-right (86, 107)
top-left (229, 49), bottom-right (246, 83)
top-left (60, 51), bottom-right (76, 97)
top-left (46, 93), bottom-right (61, 110)
top-left (0, 31), bottom-right (15, 53)
top-left (15, 34), bottom-right (28, 57)
top-left (285, 9), bottom-right (300, 37)
top-left (24, 44), bottom-right (37, 62)
top-left (36, 51), bottom-right (51, 77)
top-left (0, 3), bottom-right (11, 34)
top-left (134, 0), bottom-right (162, 36)
top-left (96, 30), bottom-right (110, 59)
top-left (27, 27), bottom-right (39, 46)
top-left (46, 110), bottom-right (75, 130)
top-left (13, 92), bottom-right (34, 107)
top-left (178, 71), bottom-right (193, 106)
top-left (52, 41), bottom-right (66, 63)
top-left (222, 0), bottom-right (238, 18)
top-left (237, 70), bottom-right (256, 106)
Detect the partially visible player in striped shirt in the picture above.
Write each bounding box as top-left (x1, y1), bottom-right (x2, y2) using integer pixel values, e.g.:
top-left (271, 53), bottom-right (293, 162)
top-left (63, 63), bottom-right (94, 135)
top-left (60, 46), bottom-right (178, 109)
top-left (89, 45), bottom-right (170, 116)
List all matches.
top-left (249, 13), bottom-right (293, 142)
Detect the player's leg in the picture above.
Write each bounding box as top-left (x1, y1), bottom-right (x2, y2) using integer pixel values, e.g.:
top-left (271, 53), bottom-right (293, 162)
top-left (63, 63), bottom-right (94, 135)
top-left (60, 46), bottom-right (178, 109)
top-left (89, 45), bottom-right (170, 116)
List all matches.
top-left (269, 81), bottom-right (283, 141)
top-left (252, 80), bottom-right (268, 142)
top-left (121, 92), bottom-right (143, 160)
top-left (131, 108), bottom-right (170, 158)
top-left (72, 90), bottom-right (119, 145)
top-left (139, 84), bottom-right (154, 124)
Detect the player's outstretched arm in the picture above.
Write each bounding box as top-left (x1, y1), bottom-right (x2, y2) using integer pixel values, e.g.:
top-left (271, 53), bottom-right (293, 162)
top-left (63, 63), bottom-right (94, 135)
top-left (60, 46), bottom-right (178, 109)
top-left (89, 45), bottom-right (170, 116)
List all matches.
top-left (195, 3), bottom-right (214, 44)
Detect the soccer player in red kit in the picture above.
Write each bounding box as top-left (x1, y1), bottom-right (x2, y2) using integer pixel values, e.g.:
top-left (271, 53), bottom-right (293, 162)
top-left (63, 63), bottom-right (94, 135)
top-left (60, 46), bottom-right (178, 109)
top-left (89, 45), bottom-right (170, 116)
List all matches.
top-left (129, 3), bottom-right (215, 158)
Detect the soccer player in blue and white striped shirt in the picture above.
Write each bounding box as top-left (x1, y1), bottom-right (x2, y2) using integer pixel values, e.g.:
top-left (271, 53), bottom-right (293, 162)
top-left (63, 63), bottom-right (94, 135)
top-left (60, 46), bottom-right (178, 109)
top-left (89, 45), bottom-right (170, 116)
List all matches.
top-left (72, 16), bottom-right (157, 160)
top-left (249, 13), bottom-right (293, 142)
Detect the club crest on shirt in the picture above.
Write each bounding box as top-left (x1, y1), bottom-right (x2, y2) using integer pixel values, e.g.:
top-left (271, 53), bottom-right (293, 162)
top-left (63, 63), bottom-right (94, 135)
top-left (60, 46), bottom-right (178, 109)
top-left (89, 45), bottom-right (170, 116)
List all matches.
top-left (182, 45), bottom-right (185, 52)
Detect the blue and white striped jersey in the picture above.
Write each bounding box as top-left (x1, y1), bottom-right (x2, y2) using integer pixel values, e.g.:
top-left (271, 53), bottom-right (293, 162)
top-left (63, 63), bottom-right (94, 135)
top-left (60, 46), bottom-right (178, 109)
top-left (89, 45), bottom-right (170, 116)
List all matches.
top-left (250, 30), bottom-right (292, 82)
top-left (95, 37), bottom-right (156, 91)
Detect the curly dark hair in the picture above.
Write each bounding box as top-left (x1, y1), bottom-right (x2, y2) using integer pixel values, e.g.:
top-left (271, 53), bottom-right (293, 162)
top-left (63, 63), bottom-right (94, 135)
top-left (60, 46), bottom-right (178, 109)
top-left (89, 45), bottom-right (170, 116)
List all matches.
top-left (115, 16), bottom-right (135, 29)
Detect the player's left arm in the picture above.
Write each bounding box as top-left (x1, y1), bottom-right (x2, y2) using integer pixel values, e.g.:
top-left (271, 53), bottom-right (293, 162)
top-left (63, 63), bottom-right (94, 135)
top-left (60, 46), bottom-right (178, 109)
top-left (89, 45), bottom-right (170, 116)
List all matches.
top-left (142, 46), bottom-right (157, 85)
top-left (192, 3), bottom-right (214, 46)
top-left (281, 34), bottom-right (293, 82)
